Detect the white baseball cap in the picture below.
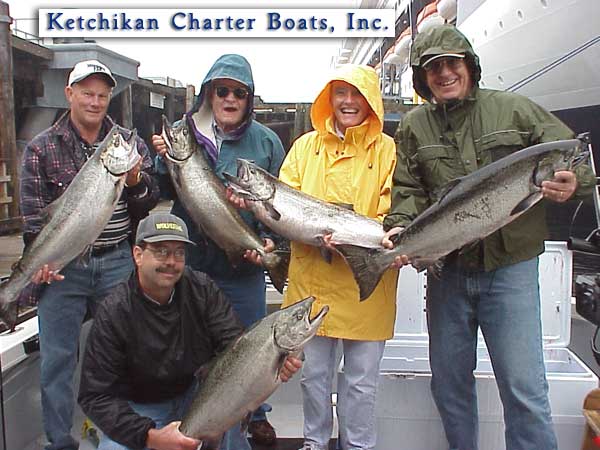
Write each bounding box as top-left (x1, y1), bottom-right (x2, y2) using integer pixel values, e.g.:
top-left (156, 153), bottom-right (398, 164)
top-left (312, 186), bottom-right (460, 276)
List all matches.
top-left (67, 60), bottom-right (117, 87)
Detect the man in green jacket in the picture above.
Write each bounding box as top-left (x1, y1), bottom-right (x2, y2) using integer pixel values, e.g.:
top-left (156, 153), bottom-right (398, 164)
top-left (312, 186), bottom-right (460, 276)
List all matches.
top-left (382, 24), bottom-right (595, 450)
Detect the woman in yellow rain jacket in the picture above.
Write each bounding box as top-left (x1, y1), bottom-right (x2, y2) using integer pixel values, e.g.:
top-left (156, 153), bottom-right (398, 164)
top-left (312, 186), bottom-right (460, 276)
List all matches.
top-left (279, 64), bottom-right (397, 450)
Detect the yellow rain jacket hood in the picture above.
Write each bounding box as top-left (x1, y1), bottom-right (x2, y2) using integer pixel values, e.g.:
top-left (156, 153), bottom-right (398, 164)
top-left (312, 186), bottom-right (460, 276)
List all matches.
top-left (280, 64), bottom-right (398, 341)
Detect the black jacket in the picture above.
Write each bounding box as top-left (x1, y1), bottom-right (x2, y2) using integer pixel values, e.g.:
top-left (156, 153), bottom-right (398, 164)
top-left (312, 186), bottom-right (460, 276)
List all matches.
top-left (78, 268), bottom-right (244, 449)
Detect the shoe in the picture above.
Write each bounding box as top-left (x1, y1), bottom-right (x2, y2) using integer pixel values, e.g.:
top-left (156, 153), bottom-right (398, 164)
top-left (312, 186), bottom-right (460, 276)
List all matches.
top-left (297, 444), bottom-right (327, 450)
top-left (248, 419), bottom-right (276, 446)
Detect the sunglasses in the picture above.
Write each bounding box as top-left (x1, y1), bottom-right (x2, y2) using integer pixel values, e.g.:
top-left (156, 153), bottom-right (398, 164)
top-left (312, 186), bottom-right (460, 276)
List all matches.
top-left (423, 57), bottom-right (464, 74)
top-left (214, 85), bottom-right (249, 100)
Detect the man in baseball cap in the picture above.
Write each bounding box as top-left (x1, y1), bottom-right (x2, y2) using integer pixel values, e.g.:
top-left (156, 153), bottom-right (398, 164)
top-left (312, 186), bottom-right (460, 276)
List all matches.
top-left (20, 55), bottom-right (159, 450)
top-left (67, 59), bottom-right (117, 87)
top-left (78, 211), bottom-right (303, 449)
top-left (135, 212), bottom-right (195, 245)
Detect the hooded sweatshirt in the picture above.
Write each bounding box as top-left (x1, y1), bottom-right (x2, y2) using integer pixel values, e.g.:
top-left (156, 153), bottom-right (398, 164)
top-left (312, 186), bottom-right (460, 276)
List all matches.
top-left (169, 54), bottom-right (285, 278)
top-left (280, 65), bottom-right (398, 341)
top-left (383, 24), bottom-right (595, 271)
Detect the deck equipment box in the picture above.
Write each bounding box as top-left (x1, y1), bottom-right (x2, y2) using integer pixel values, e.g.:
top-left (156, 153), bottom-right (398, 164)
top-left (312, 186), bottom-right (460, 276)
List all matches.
top-left (343, 242), bottom-right (598, 450)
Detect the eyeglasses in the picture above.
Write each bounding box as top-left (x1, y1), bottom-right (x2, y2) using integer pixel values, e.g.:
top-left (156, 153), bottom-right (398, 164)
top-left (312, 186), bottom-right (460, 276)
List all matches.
top-left (214, 85), bottom-right (249, 100)
top-left (423, 57), bottom-right (464, 74)
top-left (144, 246), bottom-right (186, 262)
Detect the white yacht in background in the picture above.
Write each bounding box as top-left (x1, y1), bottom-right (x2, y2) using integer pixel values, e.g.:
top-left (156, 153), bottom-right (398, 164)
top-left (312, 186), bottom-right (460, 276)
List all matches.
top-left (372, 0), bottom-right (600, 137)
top-left (457, 0), bottom-right (600, 137)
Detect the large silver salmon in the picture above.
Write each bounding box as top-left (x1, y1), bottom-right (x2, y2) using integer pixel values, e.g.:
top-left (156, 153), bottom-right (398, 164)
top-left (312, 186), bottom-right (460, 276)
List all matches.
top-left (223, 159), bottom-right (386, 262)
top-left (0, 126), bottom-right (141, 329)
top-left (160, 116), bottom-right (288, 292)
top-left (336, 138), bottom-right (589, 300)
top-left (179, 296), bottom-right (328, 448)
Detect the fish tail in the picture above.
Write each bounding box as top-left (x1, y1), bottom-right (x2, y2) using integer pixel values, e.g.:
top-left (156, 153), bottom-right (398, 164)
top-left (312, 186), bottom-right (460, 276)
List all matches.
top-left (336, 244), bottom-right (387, 301)
top-left (0, 284), bottom-right (19, 332)
top-left (262, 251), bottom-right (290, 294)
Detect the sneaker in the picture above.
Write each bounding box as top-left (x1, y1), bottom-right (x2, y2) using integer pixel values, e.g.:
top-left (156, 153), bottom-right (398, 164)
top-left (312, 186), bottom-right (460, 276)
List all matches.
top-left (248, 419), bottom-right (276, 446)
top-left (298, 443), bottom-right (328, 450)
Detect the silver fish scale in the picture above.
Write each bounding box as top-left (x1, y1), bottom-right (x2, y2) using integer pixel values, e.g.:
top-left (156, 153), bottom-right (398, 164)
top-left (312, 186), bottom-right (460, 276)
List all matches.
top-left (391, 155), bottom-right (546, 266)
top-left (165, 126), bottom-right (272, 263)
top-left (245, 167), bottom-right (385, 248)
top-left (180, 319), bottom-right (280, 441)
top-left (0, 128), bottom-right (136, 320)
top-left (179, 297), bottom-right (327, 444)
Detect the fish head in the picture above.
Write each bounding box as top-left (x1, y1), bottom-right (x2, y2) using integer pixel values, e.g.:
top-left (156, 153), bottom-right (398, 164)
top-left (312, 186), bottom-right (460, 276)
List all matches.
top-left (273, 296), bottom-right (329, 352)
top-left (231, 159), bottom-right (276, 201)
top-left (534, 141), bottom-right (589, 186)
top-left (162, 115), bottom-right (195, 161)
top-left (100, 126), bottom-right (142, 175)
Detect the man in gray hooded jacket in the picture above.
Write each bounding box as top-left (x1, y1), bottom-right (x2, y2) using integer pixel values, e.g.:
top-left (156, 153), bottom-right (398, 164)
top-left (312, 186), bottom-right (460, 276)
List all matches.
top-left (382, 24), bottom-right (595, 450)
top-left (152, 53), bottom-right (285, 448)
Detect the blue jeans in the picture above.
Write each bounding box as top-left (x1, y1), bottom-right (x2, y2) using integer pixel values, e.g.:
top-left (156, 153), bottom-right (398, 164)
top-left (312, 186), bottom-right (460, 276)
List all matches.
top-left (302, 337), bottom-right (385, 450)
top-left (212, 271), bottom-right (268, 450)
top-left (38, 241), bottom-right (133, 450)
top-left (427, 257), bottom-right (557, 450)
top-left (97, 383), bottom-right (197, 450)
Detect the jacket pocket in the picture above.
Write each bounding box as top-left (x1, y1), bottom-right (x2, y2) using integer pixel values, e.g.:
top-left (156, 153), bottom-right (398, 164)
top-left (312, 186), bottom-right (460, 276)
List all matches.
top-left (477, 130), bottom-right (530, 162)
top-left (414, 145), bottom-right (462, 189)
top-left (46, 169), bottom-right (77, 199)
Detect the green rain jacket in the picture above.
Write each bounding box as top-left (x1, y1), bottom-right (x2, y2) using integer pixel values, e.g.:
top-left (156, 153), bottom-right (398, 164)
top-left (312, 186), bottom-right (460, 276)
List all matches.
top-left (383, 24), bottom-right (595, 271)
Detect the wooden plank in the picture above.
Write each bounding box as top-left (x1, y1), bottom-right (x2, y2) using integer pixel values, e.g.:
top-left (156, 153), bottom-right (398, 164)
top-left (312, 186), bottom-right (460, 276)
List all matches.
top-left (11, 34), bottom-right (53, 60)
top-left (0, 174), bottom-right (10, 182)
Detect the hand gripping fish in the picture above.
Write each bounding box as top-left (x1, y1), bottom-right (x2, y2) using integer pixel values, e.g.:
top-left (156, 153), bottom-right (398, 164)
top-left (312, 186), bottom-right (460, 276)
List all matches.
top-left (0, 126), bottom-right (141, 330)
top-left (160, 115), bottom-right (288, 292)
top-left (337, 137), bottom-right (590, 300)
top-left (223, 159), bottom-right (387, 264)
top-left (178, 296), bottom-right (328, 449)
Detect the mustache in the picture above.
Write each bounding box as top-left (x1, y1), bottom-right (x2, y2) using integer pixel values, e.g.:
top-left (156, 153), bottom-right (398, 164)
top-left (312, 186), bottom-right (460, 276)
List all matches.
top-left (156, 266), bottom-right (179, 274)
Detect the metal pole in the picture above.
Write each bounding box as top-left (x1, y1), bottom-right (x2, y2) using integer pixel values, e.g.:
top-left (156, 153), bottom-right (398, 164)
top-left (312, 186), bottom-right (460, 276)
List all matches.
top-left (585, 141), bottom-right (600, 228)
top-left (0, 1), bottom-right (19, 224)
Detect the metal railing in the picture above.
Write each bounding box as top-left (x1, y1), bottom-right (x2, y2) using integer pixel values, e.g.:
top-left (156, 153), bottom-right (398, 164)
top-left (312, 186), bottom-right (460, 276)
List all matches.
top-left (10, 17), bottom-right (43, 44)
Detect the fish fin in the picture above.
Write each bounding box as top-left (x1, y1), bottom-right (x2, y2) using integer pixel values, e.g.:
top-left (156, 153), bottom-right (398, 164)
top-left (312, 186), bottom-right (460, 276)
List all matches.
top-left (240, 412), bottom-right (252, 435)
top-left (336, 244), bottom-right (387, 301)
top-left (194, 364), bottom-right (210, 382)
top-left (434, 178), bottom-right (462, 203)
top-left (75, 246), bottom-right (92, 267)
top-left (262, 250), bottom-right (290, 294)
top-left (201, 436), bottom-right (223, 450)
top-left (333, 202), bottom-right (354, 211)
top-left (425, 259), bottom-right (445, 279)
top-left (315, 235), bottom-right (334, 264)
top-left (264, 202), bottom-right (281, 221)
top-left (511, 192), bottom-right (542, 216)
top-left (224, 250), bottom-right (245, 268)
top-left (0, 299), bottom-right (19, 333)
top-left (319, 246), bottom-right (333, 264)
top-left (39, 199), bottom-right (61, 225)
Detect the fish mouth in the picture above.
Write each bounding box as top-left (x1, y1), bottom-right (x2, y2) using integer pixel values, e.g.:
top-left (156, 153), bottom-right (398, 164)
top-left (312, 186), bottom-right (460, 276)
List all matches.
top-left (236, 159), bottom-right (254, 185)
top-left (571, 149), bottom-right (590, 168)
top-left (222, 159), bottom-right (256, 198)
top-left (162, 115), bottom-right (194, 162)
top-left (101, 127), bottom-right (141, 175)
top-left (309, 304), bottom-right (329, 327)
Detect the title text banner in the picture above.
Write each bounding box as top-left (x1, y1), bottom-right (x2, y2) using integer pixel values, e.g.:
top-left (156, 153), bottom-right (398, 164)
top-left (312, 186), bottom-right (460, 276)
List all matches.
top-left (39, 9), bottom-right (396, 38)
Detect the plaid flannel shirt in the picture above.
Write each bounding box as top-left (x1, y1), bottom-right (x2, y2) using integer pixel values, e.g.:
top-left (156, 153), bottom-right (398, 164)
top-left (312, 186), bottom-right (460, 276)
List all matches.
top-left (18, 111), bottom-right (160, 306)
